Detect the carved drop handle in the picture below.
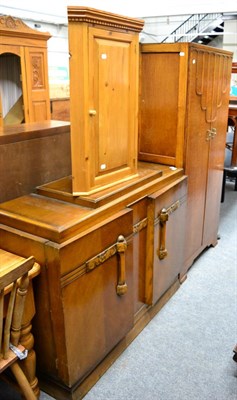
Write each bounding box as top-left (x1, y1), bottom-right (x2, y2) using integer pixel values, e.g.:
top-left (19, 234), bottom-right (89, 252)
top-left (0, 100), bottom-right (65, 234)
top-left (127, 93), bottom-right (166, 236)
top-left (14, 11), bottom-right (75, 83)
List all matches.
top-left (158, 208), bottom-right (169, 260)
top-left (116, 235), bottom-right (128, 296)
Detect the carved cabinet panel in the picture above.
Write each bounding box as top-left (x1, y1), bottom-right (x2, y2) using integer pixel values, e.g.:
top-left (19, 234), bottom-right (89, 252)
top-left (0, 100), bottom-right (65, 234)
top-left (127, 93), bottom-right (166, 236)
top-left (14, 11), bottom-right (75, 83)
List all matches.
top-left (24, 47), bottom-right (50, 122)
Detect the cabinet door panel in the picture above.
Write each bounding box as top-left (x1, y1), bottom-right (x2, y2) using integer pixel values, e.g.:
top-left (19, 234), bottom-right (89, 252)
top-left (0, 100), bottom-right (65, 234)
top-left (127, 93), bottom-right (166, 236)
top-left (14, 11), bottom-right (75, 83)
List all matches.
top-left (146, 178), bottom-right (187, 305)
top-left (53, 209), bottom-right (134, 385)
top-left (92, 37), bottom-right (130, 174)
top-left (139, 45), bottom-right (188, 168)
top-left (23, 47), bottom-right (50, 122)
top-left (139, 52), bottom-right (179, 164)
top-left (88, 27), bottom-right (138, 189)
top-left (62, 247), bottom-right (134, 384)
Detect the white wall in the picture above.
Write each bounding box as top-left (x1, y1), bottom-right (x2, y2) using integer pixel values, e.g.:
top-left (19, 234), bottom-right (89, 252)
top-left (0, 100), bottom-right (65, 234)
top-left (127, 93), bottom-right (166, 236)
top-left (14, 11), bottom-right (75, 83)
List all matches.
top-left (1, 1), bottom-right (236, 97)
top-left (0, 0), bottom-right (237, 19)
top-left (223, 19), bottom-right (237, 59)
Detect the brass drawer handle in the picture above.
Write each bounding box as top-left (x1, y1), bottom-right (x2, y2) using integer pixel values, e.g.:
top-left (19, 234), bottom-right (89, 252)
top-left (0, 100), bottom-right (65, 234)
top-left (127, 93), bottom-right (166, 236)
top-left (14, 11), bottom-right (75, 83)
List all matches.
top-left (116, 235), bottom-right (128, 296)
top-left (158, 208), bottom-right (169, 260)
top-left (85, 234), bottom-right (128, 296)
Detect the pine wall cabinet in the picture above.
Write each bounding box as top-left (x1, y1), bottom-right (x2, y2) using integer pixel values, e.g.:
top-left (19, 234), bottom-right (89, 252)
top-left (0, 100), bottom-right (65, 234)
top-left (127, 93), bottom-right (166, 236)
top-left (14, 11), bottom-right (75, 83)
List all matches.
top-left (0, 15), bottom-right (51, 125)
top-left (139, 43), bottom-right (232, 275)
top-left (67, 7), bottom-right (144, 195)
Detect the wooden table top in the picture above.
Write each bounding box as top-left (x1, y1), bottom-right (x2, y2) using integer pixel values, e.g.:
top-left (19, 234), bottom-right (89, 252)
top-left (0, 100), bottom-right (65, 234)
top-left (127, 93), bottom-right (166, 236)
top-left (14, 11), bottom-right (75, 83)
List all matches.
top-left (0, 248), bottom-right (41, 293)
top-left (0, 120), bottom-right (70, 144)
top-left (0, 164), bottom-right (184, 243)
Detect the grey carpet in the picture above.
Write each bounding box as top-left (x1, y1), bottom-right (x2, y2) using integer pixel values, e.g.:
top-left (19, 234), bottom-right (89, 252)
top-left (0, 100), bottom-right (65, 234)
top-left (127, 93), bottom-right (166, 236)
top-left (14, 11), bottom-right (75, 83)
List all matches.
top-left (1, 181), bottom-right (236, 399)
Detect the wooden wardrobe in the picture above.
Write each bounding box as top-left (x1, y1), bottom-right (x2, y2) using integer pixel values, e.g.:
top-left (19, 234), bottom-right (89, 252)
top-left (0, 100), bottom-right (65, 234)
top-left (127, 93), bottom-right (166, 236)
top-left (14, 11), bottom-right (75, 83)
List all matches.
top-left (139, 43), bottom-right (233, 276)
top-left (0, 15), bottom-right (51, 125)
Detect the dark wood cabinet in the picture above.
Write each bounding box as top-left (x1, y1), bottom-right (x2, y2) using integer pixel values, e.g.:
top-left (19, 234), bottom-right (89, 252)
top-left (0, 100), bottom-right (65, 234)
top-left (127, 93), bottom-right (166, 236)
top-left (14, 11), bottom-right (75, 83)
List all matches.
top-left (0, 160), bottom-right (187, 399)
top-left (0, 121), bottom-right (71, 203)
top-left (139, 43), bottom-right (232, 275)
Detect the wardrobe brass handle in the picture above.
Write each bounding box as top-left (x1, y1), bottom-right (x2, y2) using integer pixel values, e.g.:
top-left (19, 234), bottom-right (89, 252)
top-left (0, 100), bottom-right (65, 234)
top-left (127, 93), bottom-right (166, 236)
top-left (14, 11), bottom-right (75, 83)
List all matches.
top-left (206, 130), bottom-right (212, 141)
top-left (211, 127), bottom-right (217, 139)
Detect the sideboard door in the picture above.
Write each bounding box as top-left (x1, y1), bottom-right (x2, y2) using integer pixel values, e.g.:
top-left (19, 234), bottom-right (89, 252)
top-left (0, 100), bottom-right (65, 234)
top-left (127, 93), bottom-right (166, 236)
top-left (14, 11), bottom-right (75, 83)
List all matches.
top-left (44, 208), bottom-right (134, 386)
top-left (146, 177), bottom-right (187, 305)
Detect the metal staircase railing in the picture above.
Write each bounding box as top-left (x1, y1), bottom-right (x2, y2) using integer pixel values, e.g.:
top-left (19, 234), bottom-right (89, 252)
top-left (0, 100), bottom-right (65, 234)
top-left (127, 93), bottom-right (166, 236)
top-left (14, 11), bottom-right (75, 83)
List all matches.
top-left (162, 13), bottom-right (223, 43)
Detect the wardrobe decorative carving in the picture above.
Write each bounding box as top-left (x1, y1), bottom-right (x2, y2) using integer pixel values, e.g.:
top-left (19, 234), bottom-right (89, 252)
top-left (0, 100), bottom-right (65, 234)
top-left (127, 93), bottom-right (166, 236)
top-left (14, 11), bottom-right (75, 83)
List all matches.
top-left (194, 49), bottom-right (231, 123)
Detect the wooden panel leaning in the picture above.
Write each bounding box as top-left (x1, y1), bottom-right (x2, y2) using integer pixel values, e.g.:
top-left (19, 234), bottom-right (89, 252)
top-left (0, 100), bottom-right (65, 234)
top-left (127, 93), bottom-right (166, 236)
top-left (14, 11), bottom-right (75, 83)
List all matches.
top-left (0, 251), bottom-right (36, 399)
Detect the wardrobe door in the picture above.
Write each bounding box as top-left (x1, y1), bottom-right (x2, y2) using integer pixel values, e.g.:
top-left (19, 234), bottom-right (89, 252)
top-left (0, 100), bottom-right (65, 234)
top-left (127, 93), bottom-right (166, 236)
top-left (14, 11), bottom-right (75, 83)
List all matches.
top-left (202, 52), bottom-right (232, 247)
top-left (184, 47), bottom-right (232, 266)
top-left (184, 48), bottom-right (211, 266)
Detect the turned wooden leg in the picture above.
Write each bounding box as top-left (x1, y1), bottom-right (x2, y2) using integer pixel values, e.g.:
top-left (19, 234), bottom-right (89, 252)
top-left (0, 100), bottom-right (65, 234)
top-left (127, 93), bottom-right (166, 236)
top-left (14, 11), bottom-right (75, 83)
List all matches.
top-left (10, 362), bottom-right (36, 400)
top-left (19, 320), bottom-right (40, 398)
top-left (19, 282), bottom-right (40, 398)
